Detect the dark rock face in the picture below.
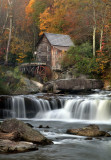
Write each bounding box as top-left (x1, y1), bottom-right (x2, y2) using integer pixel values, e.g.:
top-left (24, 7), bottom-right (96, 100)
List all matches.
top-left (0, 140), bottom-right (38, 153)
top-left (0, 119), bottom-right (52, 145)
top-left (67, 125), bottom-right (111, 137)
top-left (0, 96), bottom-right (12, 119)
top-left (43, 79), bottom-right (104, 93)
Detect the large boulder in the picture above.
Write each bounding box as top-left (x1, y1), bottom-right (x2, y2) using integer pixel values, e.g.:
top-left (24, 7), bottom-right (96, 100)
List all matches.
top-left (0, 140), bottom-right (38, 153)
top-left (13, 77), bottom-right (40, 95)
top-left (66, 125), bottom-right (111, 137)
top-left (43, 78), bottom-right (104, 93)
top-left (0, 68), bottom-right (42, 95)
top-left (0, 119), bottom-right (52, 145)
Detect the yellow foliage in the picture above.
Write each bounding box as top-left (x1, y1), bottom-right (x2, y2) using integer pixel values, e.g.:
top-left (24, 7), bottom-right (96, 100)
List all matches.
top-left (39, 0), bottom-right (69, 35)
top-left (11, 36), bottom-right (32, 64)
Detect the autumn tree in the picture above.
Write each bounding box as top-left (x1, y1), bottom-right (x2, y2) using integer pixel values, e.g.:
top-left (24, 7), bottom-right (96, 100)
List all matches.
top-left (39, 0), bottom-right (71, 35)
top-left (63, 0), bottom-right (93, 44)
top-left (0, 0), bottom-right (32, 65)
top-left (26, 0), bottom-right (53, 49)
top-left (10, 36), bottom-right (32, 64)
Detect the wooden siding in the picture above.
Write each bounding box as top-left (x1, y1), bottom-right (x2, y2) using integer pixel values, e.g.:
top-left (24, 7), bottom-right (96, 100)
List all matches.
top-left (51, 47), bottom-right (64, 70)
top-left (36, 35), bottom-right (51, 66)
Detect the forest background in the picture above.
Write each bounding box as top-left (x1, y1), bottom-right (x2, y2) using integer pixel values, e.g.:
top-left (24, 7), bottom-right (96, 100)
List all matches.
top-left (0, 0), bottom-right (111, 86)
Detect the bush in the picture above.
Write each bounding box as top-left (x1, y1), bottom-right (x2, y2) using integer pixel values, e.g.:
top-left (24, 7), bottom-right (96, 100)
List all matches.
top-left (0, 78), bottom-right (10, 95)
top-left (61, 42), bottom-right (100, 78)
top-left (61, 52), bottom-right (76, 69)
top-left (74, 55), bottom-right (99, 78)
top-left (0, 66), bottom-right (22, 95)
top-left (67, 42), bottom-right (92, 58)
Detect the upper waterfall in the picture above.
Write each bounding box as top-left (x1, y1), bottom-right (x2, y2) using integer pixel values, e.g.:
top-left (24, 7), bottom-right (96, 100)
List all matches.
top-left (0, 91), bottom-right (111, 122)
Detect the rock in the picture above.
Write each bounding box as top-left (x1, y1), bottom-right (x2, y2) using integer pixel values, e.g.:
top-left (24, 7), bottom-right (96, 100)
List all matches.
top-left (0, 131), bottom-right (21, 141)
top-left (46, 126), bottom-right (50, 128)
top-left (0, 140), bottom-right (38, 153)
top-left (13, 77), bottom-right (40, 95)
top-left (31, 80), bottom-right (43, 91)
top-left (85, 137), bottom-right (93, 140)
top-left (26, 123), bottom-right (33, 128)
top-left (67, 125), bottom-right (111, 137)
top-left (1, 119), bottom-right (53, 145)
top-left (43, 78), bottom-right (104, 93)
top-left (95, 137), bottom-right (102, 140)
top-left (38, 125), bottom-right (50, 129)
top-left (37, 96), bottom-right (52, 101)
top-left (39, 125), bottom-right (43, 128)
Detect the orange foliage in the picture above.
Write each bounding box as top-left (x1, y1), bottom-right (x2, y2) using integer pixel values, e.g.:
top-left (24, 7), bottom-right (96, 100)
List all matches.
top-left (39, 0), bottom-right (69, 35)
top-left (26, 0), bottom-right (35, 14)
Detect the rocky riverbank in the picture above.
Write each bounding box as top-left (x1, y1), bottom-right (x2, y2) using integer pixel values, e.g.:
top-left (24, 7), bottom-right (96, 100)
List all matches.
top-left (0, 67), bottom-right (43, 95)
top-left (1, 66), bottom-right (110, 95)
top-left (0, 119), bottom-right (53, 153)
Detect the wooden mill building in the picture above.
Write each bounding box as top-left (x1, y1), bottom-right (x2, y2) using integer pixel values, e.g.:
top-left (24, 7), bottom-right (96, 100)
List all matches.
top-left (35, 33), bottom-right (74, 70)
top-left (20, 33), bottom-right (74, 80)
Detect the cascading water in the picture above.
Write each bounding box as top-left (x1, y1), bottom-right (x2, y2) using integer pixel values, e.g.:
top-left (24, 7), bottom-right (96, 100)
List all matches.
top-left (43, 99), bottom-right (111, 121)
top-left (0, 92), bottom-right (111, 121)
top-left (11, 96), bottom-right (26, 118)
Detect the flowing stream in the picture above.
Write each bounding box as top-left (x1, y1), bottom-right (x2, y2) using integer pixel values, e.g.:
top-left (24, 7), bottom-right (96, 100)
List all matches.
top-left (0, 90), bottom-right (111, 160)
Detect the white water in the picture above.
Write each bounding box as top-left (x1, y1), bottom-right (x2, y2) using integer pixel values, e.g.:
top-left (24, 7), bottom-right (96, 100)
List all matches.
top-left (35, 99), bottom-right (111, 121)
top-left (11, 96), bottom-right (26, 118)
top-left (1, 92), bottom-right (111, 122)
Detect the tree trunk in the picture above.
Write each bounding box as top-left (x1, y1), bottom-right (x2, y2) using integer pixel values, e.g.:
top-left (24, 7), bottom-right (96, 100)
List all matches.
top-left (93, 26), bottom-right (96, 57)
top-left (0, 0), bottom-right (3, 17)
top-left (100, 28), bottom-right (103, 51)
top-left (5, 15), bottom-right (12, 65)
top-left (92, 0), bottom-right (96, 57)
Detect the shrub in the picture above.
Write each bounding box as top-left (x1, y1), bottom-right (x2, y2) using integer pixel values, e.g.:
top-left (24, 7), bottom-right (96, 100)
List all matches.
top-left (67, 42), bottom-right (92, 58)
top-left (61, 42), bottom-right (100, 78)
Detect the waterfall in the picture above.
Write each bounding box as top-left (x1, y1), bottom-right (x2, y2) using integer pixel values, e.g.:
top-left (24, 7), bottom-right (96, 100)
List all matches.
top-left (0, 94), bottom-right (111, 121)
top-left (11, 96), bottom-right (26, 118)
top-left (36, 99), bottom-right (111, 121)
top-left (96, 100), bottom-right (111, 120)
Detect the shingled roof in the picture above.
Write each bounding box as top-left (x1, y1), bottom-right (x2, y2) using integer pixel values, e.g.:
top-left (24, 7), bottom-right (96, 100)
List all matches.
top-left (44, 33), bottom-right (74, 47)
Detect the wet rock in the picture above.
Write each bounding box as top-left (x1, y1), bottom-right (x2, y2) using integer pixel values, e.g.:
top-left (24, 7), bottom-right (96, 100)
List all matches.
top-left (38, 125), bottom-right (50, 129)
top-left (39, 125), bottom-right (43, 128)
top-left (0, 140), bottom-right (38, 153)
top-left (67, 125), bottom-right (111, 137)
top-left (46, 126), bottom-right (50, 128)
top-left (95, 137), bottom-right (102, 140)
top-left (85, 137), bottom-right (93, 140)
top-left (0, 119), bottom-right (53, 145)
top-left (26, 123), bottom-right (33, 128)
top-left (37, 96), bottom-right (52, 101)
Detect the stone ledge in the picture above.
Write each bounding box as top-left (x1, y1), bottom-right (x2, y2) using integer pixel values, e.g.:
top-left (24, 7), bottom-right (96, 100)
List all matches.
top-left (43, 78), bottom-right (104, 93)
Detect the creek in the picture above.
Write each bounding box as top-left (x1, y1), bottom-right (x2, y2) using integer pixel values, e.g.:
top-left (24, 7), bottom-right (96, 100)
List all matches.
top-left (0, 90), bottom-right (111, 160)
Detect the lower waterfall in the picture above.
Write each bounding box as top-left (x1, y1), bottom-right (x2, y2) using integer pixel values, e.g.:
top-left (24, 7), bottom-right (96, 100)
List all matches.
top-left (0, 94), bottom-right (111, 121)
